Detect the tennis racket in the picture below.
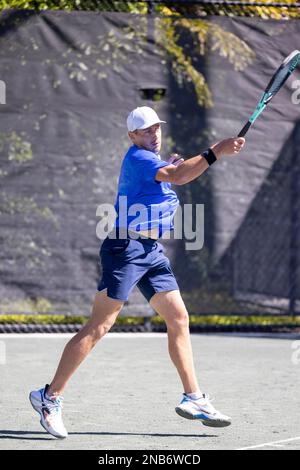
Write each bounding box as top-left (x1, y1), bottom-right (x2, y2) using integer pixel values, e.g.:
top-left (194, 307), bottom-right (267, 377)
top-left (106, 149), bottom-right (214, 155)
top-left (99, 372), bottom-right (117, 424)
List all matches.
top-left (238, 50), bottom-right (300, 137)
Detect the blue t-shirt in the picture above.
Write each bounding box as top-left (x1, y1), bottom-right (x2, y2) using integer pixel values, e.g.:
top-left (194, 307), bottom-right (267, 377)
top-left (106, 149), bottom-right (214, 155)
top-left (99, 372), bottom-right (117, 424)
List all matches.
top-left (114, 145), bottom-right (179, 237)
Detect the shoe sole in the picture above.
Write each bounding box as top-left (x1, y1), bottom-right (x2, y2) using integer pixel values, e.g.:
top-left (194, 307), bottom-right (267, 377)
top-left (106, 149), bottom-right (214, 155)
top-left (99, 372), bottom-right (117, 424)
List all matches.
top-left (175, 407), bottom-right (231, 427)
top-left (29, 392), bottom-right (67, 439)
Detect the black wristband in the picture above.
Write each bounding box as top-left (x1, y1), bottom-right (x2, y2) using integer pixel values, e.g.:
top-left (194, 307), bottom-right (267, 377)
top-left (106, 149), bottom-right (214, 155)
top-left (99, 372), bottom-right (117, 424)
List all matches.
top-left (202, 148), bottom-right (217, 166)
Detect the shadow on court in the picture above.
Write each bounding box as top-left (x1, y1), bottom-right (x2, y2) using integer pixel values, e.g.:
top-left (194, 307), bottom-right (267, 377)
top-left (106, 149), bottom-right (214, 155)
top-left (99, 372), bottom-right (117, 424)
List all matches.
top-left (0, 333), bottom-right (299, 450)
top-left (0, 430), bottom-right (217, 440)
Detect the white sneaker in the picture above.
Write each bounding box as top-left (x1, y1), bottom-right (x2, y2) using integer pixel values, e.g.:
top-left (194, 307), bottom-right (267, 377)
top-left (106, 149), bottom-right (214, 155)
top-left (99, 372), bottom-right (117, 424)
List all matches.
top-left (175, 393), bottom-right (231, 427)
top-left (29, 384), bottom-right (68, 438)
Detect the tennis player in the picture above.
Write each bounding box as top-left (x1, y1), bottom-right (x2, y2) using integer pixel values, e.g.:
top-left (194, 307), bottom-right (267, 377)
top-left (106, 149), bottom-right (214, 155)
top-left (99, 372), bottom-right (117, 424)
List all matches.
top-left (29, 106), bottom-right (245, 438)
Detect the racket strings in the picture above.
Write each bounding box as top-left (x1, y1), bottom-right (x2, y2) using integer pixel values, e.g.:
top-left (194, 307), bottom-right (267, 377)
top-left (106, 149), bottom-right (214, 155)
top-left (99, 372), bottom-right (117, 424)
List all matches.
top-left (264, 52), bottom-right (300, 100)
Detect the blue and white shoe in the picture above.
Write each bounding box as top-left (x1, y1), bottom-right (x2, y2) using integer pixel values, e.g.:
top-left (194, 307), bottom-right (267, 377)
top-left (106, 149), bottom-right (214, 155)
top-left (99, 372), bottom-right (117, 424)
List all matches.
top-left (175, 393), bottom-right (231, 427)
top-left (29, 384), bottom-right (68, 439)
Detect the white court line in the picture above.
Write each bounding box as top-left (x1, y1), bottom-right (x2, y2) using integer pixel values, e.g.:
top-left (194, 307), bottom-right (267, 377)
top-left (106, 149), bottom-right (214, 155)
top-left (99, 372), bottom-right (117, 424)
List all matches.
top-left (0, 333), bottom-right (168, 339)
top-left (237, 436), bottom-right (300, 450)
top-left (263, 444), bottom-right (285, 448)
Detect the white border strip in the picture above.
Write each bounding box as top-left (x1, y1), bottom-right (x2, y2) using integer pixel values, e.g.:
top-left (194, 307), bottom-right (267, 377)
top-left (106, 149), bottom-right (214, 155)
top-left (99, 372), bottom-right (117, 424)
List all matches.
top-left (237, 436), bottom-right (300, 450)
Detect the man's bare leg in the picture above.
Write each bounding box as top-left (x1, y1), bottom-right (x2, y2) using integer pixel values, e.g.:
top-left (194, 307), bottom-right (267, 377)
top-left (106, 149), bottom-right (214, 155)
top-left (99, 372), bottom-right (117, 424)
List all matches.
top-left (150, 290), bottom-right (200, 394)
top-left (47, 289), bottom-right (124, 396)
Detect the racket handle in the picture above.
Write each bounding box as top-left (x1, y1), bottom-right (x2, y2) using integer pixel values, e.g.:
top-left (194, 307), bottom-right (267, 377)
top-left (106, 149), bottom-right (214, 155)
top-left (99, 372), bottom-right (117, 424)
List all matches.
top-left (238, 121), bottom-right (251, 137)
top-left (170, 153), bottom-right (183, 161)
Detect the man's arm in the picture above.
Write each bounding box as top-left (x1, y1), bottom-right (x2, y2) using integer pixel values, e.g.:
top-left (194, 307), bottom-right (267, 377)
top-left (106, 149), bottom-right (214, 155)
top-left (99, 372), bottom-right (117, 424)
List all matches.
top-left (155, 137), bottom-right (245, 185)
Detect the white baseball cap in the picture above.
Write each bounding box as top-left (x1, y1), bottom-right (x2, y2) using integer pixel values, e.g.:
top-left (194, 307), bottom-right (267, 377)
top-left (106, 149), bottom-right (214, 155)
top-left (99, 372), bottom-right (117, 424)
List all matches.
top-left (127, 106), bottom-right (166, 132)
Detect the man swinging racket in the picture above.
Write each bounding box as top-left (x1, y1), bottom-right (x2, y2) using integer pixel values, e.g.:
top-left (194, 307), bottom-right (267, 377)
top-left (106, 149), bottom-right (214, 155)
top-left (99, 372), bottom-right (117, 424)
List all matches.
top-left (29, 106), bottom-right (245, 438)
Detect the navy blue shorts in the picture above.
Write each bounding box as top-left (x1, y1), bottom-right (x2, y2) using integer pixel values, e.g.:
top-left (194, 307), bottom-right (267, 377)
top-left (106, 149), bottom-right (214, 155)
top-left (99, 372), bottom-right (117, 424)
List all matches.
top-left (97, 235), bottom-right (179, 302)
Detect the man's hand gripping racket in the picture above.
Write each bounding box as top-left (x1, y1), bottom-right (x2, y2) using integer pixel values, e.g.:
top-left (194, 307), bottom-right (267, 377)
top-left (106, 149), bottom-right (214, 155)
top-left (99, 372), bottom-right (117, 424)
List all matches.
top-left (169, 51), bottom-right (300, 164)
top-left (212, 50), bottom-right (300, 158)
top-left (238, 50), bottom-right (300, 137)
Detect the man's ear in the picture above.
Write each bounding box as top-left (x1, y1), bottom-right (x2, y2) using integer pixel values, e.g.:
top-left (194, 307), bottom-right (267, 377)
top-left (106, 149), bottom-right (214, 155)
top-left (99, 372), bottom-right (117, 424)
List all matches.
top-left (128, 131), bottom-right (133, 142)
top-left (128, 131), bottom-right (137, 143)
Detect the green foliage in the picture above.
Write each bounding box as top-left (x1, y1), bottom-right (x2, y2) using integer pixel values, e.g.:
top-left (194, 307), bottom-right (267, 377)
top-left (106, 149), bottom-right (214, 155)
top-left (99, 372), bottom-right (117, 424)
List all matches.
top-left (2, 1), bottom-right (292, 108)
top-left (156, 17), bottom-right (213, 107)
top-left (0, 193), bottom-right (56, 221)
top-left (180, 18), bottom-right (255, 72)
top-left (0, 1), bottom-right (298, 18)
top-left (0, 133), bottom-right (58, 273)
top-left (0, 314), bottom-right (145, 325)
top-left (0, 131), bottom-right (32, 163)
top-left (0, 0), bottom-right (148, 11)
top-left (0, 297), bottom-right (54, 314)
top-left (155, 15), bottom-right (255, 107)
top-left (0, 313), bottom-right (299, 326)
top-left (156, 2), bottom-right (300, 20)
top-left (152, 314), bottom-right (300, 326)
